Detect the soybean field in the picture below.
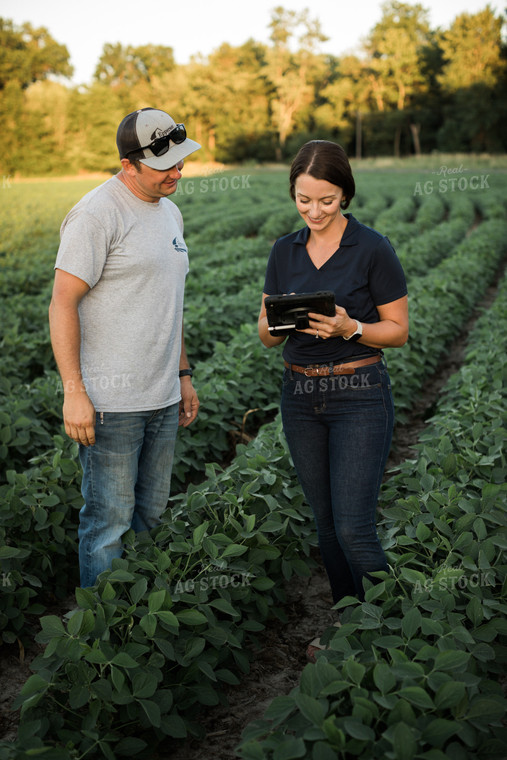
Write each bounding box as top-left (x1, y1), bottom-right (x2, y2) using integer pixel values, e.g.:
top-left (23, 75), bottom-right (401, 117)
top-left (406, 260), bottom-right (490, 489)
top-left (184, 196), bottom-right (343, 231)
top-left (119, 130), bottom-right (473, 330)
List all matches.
top-left (0, 159), bottom-right (506, 759)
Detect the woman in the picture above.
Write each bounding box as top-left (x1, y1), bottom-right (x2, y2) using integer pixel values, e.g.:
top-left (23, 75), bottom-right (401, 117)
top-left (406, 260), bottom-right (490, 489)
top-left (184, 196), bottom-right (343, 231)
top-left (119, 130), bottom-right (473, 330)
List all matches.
top-left (258, 140), bottom-right (408, 661)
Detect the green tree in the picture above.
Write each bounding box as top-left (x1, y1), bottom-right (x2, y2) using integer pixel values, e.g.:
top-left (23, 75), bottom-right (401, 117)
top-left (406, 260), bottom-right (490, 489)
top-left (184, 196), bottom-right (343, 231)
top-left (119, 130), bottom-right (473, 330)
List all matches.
top-left (362, 1), bottom-right (433, 155)
top-left (64, 83), bottom-right (125, 173)
top-left (314, 55), bottom-right (371, 156)
top-left (203, 42), bottom-right (272, 161)
top-left (0, 18), bottom-right (72, 176)
top-left (438, 6), bottom-right (504, 90)
top-left (94, 42), bottom-right (175, 87)
top-left (0, 18), bottom-right (73, 89)
top-left (263, 6), bottom-right (329, 159)
top-left (437, 6), bottom-right (506, 151)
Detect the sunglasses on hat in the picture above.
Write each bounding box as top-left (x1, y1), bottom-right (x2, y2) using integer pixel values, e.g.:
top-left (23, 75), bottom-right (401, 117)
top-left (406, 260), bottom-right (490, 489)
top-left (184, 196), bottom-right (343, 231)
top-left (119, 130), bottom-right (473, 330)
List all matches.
top-left (128, 123), bottom-right (187, 158)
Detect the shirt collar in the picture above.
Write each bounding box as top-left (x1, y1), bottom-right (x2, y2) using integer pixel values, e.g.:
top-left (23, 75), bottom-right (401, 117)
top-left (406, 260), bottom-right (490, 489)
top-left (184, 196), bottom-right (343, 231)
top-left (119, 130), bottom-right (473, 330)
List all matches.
top-left (293, 213), bottom-right (360, 247)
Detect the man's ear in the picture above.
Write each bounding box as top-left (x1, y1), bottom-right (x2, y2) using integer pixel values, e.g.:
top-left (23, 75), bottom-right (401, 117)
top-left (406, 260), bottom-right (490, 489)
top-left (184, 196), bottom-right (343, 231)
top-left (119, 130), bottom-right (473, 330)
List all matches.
top-left (120, 158), bottom-right (140, 176)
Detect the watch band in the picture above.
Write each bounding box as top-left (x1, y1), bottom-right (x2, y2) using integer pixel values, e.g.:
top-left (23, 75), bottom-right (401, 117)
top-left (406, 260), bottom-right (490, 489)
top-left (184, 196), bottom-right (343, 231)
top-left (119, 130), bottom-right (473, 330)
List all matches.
top-left (343, 319), bottom-right (363, 341)
top-left (179, 369), bottom-right (193, 377)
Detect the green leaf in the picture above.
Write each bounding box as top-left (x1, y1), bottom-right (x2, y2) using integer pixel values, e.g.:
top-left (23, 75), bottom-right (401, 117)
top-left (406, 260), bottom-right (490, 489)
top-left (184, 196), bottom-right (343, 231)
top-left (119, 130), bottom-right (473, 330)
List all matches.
top-left (364, 582), bottom-right (386, 603)
top-left (160, 713), bottom-right (187, 738)
top-left (111, 652), bottom-right (139, 669)
top-left (198, 660), bottom-right (217, 682)
top-left (401, 608), bottom-right (422, 639)
top-left (176, 608), bottom-right (208, 626)
top-left (19, 674), bottom-right (49, 698)
top-left (40, 615), bottom-right (66, 638)
top-left (140, 613), bottom-right (157, 638)
top-left (294, 692), bottom-right (326, 726)
top-left (399, 568), bottom-right (427, 585)
top-left (101, 582), bottom-right (116, 601)
top-left (311, 741), bottom-right (341, 760)
top-left (84, 647), bottom-right (109, 664)
top-left (74, 587), bottom-right (97, 610)
top-left (114, 737), bottom-right (148, 756)
top-left (373, 635), bottom-right (404, 649)
top-left (342, 718), bottom-right (375, 741)
top-left (272, 736), bottom-right (306, 759)
top-left (69, 683), bottom-right (89, 709)
top-left (434, 650), bottom-right (470, 672)
top-left (192, 521), bottom-right (209, 546)
top-left (209, 598), bottom-right (240, 617)
top-left (111, 666), bottom-right (125, 693)
top-left (466, 596), bottom-right (483, 627)
top-left (132, 671), bottom-right (157, 699)
top-left (416, 522), bottom-right (431, 542)
top-left (138, 698), bottom-right (161, 727)
top-left (216, 668), bottom-right (240, 685)
top-left (373, 663), bottom-right (396, 694)
top-left (398, 686), bottom-right (434, 710)
top-left (264, 695), bottom-right (296, 725)
top-left (156, 609), bottom-right (179, 628)
top-left (221, 543), bottom-right (248, 558)
top-left (466, 696), bottom-right (506, 723)
top-left (343, 659), bottom-right (365, 686)
top-left (393, 721), bottom-right (417, 760)
top-left (250, 576), bottom-right (275, 590)
top-left (148, 589), bottom-right (166, 613)
top-left (105, 569), bottom-right (135, 582)
top-left (66, 610), bottom-right (85, 637)
top-left (434, 681), bottom-right (466, 710)
top-left (421, 718), bottom-right (458, 747)
top-left (130, 577), bottom-right (148, 604)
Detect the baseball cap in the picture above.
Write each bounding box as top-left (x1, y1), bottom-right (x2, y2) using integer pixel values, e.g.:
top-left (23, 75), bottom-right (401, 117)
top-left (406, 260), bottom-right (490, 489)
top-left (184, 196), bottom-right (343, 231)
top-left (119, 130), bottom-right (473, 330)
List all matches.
top-left (116, 107), bottom-right (201, 170)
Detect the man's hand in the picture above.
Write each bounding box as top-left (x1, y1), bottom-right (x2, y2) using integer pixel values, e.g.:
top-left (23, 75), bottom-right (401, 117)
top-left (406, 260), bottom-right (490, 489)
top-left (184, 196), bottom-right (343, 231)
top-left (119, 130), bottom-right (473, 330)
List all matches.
top-left (63, 392), bottom-right (96, 446)
top-left (179, 378), bottom-right (199, 427)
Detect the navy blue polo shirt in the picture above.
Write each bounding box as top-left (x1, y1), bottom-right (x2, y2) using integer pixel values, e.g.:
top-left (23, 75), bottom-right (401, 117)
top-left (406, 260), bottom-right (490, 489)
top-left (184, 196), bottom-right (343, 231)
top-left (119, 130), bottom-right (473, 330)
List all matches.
top-left (263, 213), bottom-right (407, 365)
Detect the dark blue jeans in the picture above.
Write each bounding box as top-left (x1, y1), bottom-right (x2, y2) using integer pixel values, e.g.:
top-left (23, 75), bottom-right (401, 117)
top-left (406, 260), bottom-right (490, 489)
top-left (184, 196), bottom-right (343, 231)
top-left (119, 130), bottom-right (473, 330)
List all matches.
top-left (281, 360), bottom-right (392, 603)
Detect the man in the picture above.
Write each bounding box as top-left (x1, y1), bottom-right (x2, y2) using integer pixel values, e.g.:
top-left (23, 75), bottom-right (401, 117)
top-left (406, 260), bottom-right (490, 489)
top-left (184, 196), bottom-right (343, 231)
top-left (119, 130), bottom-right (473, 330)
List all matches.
top-left (49, 107), bottom-right (200, 587)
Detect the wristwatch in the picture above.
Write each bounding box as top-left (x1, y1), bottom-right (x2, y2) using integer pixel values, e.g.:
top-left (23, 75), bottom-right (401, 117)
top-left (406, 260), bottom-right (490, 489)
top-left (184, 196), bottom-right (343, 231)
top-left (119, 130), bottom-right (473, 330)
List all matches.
top-left (343, 319), bottom-right (363, 341)
top-left (179, 369), bottom-right (193, 378)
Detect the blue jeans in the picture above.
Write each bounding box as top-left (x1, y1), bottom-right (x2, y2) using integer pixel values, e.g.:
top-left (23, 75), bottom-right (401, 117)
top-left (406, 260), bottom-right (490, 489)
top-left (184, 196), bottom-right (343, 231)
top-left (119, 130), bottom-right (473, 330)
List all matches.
top-left (78, 404), bottom-right (179, 588)
top-left (281, 360), bottom-right (393, 603)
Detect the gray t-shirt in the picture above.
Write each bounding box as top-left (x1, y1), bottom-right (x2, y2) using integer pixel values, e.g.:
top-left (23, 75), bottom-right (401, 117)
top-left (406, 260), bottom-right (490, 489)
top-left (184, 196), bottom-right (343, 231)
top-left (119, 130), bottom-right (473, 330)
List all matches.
top-left (55, 175), bottom-right (189, 412)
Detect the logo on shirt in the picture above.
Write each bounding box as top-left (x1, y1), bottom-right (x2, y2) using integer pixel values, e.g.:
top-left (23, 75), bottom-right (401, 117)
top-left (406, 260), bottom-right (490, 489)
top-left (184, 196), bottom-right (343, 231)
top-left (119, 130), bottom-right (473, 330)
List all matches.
top-left (172, 237), bottom-right (187, 253)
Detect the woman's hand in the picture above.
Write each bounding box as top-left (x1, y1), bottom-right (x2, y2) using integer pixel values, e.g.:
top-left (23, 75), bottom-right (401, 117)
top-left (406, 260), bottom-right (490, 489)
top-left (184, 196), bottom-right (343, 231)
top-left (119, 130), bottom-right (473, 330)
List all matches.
top-left (298, 296), bottom-right (409, 348)
top-left (298, 306), bottom-right (356, 340)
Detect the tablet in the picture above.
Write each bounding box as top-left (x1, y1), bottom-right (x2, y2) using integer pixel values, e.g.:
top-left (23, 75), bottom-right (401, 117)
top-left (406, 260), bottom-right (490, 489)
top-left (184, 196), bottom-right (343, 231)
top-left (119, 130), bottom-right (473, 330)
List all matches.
top-left (264, 291), bottom-right (336, 335)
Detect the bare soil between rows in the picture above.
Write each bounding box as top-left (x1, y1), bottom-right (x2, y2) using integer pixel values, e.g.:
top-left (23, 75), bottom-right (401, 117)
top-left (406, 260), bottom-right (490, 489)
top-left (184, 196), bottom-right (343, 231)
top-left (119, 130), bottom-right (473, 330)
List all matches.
top-left (0, 269), bottom-right (504, 756)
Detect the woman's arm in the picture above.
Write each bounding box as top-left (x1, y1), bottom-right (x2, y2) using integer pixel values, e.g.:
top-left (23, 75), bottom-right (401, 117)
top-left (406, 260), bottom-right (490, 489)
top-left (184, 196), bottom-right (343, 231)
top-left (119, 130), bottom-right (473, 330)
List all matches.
top-left (258, 293), bottom-right (287, 348)
top-left (303, 295), bottom-right (409, 348)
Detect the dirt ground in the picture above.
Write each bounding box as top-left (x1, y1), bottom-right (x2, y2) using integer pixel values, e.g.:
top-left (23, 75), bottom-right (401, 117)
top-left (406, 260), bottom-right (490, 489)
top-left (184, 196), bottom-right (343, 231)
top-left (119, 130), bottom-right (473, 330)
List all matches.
top-left (0, 274), bottom-right (502, 756)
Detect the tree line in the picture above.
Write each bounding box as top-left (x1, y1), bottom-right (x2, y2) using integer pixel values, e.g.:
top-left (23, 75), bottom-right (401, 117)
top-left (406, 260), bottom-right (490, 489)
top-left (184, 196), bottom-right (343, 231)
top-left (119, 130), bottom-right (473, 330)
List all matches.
top-left (0, 2), bottom-right (506, 176)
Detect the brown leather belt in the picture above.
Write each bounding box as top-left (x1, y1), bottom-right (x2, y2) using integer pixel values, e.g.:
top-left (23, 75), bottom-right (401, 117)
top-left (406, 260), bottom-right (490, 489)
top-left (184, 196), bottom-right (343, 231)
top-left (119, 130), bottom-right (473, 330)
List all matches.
top-left (284, 355), bottom-right (381, 377)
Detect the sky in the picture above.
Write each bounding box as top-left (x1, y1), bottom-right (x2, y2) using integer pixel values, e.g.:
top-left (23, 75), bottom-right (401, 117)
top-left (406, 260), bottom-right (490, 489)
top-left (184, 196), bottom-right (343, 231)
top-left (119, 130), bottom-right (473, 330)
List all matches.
top-left (1, 0), bottom-right (504, 85)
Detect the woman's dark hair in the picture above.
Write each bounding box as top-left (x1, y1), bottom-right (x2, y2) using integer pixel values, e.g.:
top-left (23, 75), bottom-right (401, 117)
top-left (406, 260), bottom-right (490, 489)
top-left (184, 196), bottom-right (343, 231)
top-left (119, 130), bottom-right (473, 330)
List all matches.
top-left (289, 140), bottom-right (355, 209)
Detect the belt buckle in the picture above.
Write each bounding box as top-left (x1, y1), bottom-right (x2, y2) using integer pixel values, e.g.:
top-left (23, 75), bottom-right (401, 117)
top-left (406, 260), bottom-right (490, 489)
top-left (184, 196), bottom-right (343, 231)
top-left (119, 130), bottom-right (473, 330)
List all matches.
top-left (305, 364), bottom-right (329, 377)
top-left (304, 364), bottom-right (322, 377)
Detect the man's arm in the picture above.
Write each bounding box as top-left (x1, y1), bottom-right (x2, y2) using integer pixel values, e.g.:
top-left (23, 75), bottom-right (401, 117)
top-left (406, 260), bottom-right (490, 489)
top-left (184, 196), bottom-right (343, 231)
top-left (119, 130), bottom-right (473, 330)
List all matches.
top-left (178, 324), bottom-right (199, 427)
top-left (48, 269), bottom-right (96, 446)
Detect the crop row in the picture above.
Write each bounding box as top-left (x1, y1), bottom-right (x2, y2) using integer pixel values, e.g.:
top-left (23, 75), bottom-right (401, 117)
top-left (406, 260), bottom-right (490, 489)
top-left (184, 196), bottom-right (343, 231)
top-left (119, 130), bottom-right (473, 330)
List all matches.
top-left (0, 171), bottom-right (506, 755)
top-left (2, 234), bottom-right (506, 760)
top-left (1, 197), bottom-right (505, 644)
top-left (236, 267), bottom-right (507, 760)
